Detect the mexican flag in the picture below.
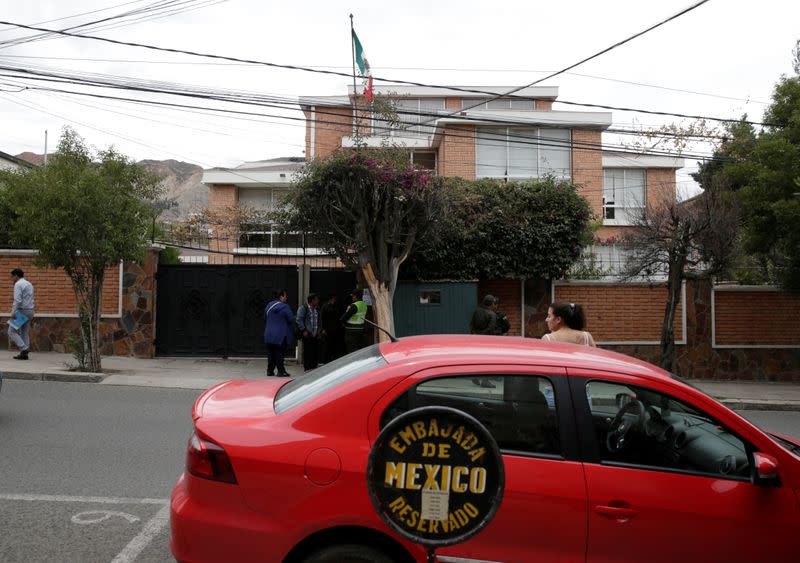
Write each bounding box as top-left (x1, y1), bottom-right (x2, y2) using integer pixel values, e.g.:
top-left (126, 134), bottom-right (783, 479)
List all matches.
top-left (351, 29), bottom-right (374, 102)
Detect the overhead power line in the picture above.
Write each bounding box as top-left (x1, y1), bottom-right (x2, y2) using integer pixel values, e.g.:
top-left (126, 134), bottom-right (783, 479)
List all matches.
top-left (425, 0), bottom-right (713, 126)
top-left (0, 54), bottom-right (767, 105)
top-left (0, 6), bottom-right (770, 131)
top-left (3, 79), bottom-right (719, 162)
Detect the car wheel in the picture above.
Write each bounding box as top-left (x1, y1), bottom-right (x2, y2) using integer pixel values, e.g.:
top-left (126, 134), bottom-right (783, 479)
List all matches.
top-left (304, 543), bottom-right (395, 563)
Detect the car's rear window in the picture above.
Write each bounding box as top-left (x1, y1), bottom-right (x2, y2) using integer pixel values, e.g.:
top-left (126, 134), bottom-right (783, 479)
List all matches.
top-left (274, 345), bottom-right (387, 414)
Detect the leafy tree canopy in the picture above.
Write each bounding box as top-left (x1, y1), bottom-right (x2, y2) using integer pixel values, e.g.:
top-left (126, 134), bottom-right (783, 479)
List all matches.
top-left (695, 46), bottom-right (800, 293)
top-left (0, 127), bottom-right (162, 370)
top-left (404, 177), bottom-right (592, 281)
top-left (1, 128), bottom-right (162, 272)
top-left (280, 148), bottom-right (445, 336)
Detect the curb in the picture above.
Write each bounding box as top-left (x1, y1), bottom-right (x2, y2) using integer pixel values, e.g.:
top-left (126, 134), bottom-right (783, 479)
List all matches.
top-left (719, 399), bottom-right (800, 412)
top-left (1, 370), bottom-right (106, 383)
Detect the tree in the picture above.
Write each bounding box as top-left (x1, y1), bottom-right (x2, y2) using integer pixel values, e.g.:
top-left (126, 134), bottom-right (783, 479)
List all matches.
top-left (281, 149), bottom-right (444, 339)
top-left (621, 189), bottom-right (738, 372)
top-left (404, 177), bottom-right (592, 281)
top-left (695, 42), bottom-right (800, 293)
top-left (0, 128), bottom-right (162, 371)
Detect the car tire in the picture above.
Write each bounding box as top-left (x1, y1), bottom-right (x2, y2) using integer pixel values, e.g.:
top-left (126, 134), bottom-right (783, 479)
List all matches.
top-left (304, 543), bottom-right (395, 563)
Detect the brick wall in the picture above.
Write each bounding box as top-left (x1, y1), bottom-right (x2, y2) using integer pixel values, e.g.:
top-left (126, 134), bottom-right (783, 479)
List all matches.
top-left (439, 124), bottom-right (476, 178)
top-left (572, 130), bottom-right (603, 217)
top-left (554, 282), bottom-right (683, 342)
top-left (0, 254), bottom-right (120, 316)
top-left (536, 100), bottom-right (553, 110)
top-left (207, 184), bottom-right (237, 264)
top-left (0, 250), bottom-right (158, 357)
top-left (714, 288), bottom-right (800, 346)
top-left (478, 279), bottom-right (522, 336)
top-left (646, 168), bottom-right (677, 209)
top-left (313, 106), bottom-right (353, 159)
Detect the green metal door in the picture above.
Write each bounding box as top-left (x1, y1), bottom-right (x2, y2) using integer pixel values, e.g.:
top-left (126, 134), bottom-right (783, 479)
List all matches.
top-left (392, 282), bottom-right (477, 337)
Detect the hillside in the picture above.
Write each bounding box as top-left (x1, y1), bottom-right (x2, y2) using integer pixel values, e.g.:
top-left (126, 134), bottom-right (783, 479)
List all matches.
top-left (138, 159), bottom-right (207, 219)
top-left (15, 153), bottom-right (208, 219)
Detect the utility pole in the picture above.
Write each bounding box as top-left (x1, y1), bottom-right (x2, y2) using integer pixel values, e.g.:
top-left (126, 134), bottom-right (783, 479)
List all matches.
top-left (43, 130), bottom-right (48, 166)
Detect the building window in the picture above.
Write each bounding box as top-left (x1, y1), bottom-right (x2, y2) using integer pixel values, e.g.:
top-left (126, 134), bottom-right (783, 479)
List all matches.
top-left (376, 98), bottom-right (444, 137)
top-left (410, 151), bottom-right (436, 171)
top-left (418, 290), bottom-right (441, 304)
top-left (603, 169), bottom-right (645, 225)
top-left (476, 127), bottom-right (571, 180)
top-left (237, 187), bottom-right (323, 250)
top-left (463, 98), bottom-right (536, 110)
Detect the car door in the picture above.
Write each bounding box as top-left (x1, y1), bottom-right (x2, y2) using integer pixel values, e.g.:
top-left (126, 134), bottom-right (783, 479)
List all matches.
top-left (371, 364), bottom-right (587, 563)
top-left (567, 369), bottom-right (800, 563)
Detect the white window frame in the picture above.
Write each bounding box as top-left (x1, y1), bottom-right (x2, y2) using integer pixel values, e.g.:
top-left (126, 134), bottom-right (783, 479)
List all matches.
top-left (373, 98), bottom-right (445, 138)
top-left (475, 127), bottom-right (572, 180)
top-left (462, 98), bottom-right (537, 110)
top-left (603, 168), bottom-right (646, 226)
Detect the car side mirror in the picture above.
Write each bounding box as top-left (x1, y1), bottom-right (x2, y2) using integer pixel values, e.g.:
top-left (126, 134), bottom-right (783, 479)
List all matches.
top-left (615, 393), bottom-right (633, 409)
top-left (752, 452), bottom-right (780, 485)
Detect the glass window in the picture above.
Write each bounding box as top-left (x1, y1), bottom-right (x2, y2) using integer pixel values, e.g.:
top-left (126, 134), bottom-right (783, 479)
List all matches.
top-left (274, 345), bottom-right (386, 413)
top-left (603, 169), bottom-right (645, 225)
top-left (463, 98), bottom-right (536, 110)
top-left (418, 290), bottom-right (441, 304)
top-left (382, 98), bottom-right (444, 137)
top-left (476, 127), bottom-right (572, 180)
top-left (476, 127), bottom-right (508, 178)
top-left (539, 129), bottom-right (571, 178)
top-left (584, 380), bottom-right (751, 479)
top-left (381, 375), bottom-right (561, 456)
top-left (411, 151), bottom-right (436, 171)
top-left (508, 127), bottom-right (538, 178)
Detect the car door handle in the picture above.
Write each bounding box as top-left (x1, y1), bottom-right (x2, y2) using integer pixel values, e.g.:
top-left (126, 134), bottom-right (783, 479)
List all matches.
top-left (594, 505), bottom-right (637, 522)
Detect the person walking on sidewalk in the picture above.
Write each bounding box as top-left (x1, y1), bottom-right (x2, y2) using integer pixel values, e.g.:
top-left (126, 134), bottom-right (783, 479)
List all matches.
top-left (543, 301), bottom-right (596, 347)
top-left (9, 268), bottom-right (34, 360)
top-left (341, 289), bottom-right (368, 354)
top-left (470, 294), bottom-right (498, 335)
top-left (264, 289), bottom-right (295, 377)
top-left (296, 293), bottom-right (322, 371)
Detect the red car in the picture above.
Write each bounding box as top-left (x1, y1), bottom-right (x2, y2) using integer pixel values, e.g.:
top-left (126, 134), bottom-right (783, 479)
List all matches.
top-left (170, 335), bottom-right (800, 563)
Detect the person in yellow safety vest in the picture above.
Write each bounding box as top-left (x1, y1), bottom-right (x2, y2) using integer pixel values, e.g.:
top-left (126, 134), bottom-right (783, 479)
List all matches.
top-left (340, 289), bottom-right (368, 354)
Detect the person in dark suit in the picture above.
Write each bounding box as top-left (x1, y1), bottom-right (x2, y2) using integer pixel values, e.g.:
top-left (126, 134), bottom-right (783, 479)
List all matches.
top-left (320, 293), bottom-right (344, 363)
top-left (263, 289), bottom-right (295, 377)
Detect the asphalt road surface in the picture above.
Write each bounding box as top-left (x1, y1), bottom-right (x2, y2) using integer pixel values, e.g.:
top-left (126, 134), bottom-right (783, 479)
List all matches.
top-left (1, 379), bottom-right (800, 563)
top-left (0, 379), bottom-right (201, 563)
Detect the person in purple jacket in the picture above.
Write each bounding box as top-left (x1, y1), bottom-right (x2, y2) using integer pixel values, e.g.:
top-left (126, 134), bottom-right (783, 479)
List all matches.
top-left (263, 289), bottom-right (295, 377)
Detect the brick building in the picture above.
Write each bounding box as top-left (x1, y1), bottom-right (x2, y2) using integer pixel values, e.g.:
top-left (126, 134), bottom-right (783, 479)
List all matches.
top-left (299, 84), bottom-right (683, 248)
top-left (203, 85), bottom-right (682, 266)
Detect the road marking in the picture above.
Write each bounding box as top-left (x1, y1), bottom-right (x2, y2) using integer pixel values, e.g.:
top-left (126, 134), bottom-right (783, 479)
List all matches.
top-left (110, 504), bottom-right (170, 563)
top-left (0, 493), bottom-right (168, 505)
top-left (72, 510), bottom-right (141, 525)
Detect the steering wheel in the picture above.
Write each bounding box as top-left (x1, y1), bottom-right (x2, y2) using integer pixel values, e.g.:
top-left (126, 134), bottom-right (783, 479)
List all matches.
top-left (606, 400), bottom-right (645, 453)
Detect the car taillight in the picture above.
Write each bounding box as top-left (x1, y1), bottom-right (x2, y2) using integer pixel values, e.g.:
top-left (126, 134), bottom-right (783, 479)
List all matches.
top-left (186, 432), bottom-right (237, 484)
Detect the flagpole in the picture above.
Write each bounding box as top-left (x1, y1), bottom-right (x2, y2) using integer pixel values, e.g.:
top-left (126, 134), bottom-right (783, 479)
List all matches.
top-left (349, 14), bottom-right (358, 137)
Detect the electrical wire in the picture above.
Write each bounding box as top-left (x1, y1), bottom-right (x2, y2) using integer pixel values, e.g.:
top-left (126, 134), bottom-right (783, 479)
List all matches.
top-left (0, 61), bottom-right (721, 159)
top-left (421, 0), bottom-right (713, 126)
top-left (0, 54), bottom-right (768, 105)
top-left (0, 6), bottom-right (774, 129)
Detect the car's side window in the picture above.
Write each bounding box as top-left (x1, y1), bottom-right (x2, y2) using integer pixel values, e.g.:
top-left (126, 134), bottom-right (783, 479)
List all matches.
top-left (381, 375), bottom-right (561, 456)
top-left (585, 380), bottom-right (751, 479)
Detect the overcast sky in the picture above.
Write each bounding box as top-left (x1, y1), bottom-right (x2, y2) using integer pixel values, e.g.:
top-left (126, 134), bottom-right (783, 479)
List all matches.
top-left (1, 0), bottom-right (798, 196)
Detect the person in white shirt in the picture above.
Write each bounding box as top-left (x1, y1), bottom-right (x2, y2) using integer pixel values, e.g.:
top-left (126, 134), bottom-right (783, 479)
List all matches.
top-left (9, 268), bottom-right (35, 360)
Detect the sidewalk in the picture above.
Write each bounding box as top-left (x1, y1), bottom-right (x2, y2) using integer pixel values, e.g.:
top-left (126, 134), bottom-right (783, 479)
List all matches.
top-left (0, 352), bottom-right (798, 410)
top-left (0, 352), bottom-right (302, 390)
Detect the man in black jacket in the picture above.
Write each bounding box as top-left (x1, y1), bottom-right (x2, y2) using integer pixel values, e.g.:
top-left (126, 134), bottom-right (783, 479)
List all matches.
top-left (470, 294), bottom-right (498, 335)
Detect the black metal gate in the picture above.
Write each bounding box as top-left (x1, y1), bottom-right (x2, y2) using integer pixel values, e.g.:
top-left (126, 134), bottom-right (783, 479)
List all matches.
top-left (156, 265), bottom-right (298, 356)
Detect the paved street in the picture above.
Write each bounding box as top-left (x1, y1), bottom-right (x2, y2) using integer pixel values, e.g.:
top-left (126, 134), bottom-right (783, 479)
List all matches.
top-left (0, 380), bottom-right (200, 563)
top-left (2, 379), bottom-right (800, 563)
